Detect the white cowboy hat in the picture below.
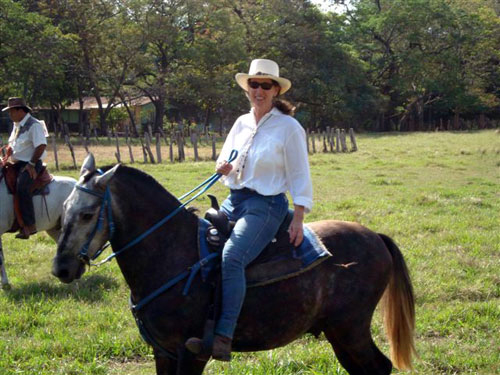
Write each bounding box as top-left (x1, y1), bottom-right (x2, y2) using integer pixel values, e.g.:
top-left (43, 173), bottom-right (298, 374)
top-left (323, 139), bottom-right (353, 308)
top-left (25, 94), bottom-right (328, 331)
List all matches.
top-left (235, 59), bottom-right (292, 95)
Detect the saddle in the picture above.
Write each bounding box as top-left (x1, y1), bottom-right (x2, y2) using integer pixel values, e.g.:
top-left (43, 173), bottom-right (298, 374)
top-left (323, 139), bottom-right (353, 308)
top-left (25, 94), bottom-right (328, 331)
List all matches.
top-left (1, 162), bottom-right (54, 232)
top-left (201, 194), bottom-right (331, 288)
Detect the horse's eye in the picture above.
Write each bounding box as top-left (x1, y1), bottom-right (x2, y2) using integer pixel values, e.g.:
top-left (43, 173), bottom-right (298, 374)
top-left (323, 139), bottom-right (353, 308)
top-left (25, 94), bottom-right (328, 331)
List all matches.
top-left (80, 213), bottom-right (94, 221)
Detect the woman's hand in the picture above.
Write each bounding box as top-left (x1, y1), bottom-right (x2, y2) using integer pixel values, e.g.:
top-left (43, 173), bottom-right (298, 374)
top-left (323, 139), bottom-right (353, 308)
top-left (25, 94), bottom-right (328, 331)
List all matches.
top-left (216, 161), bottom-right (233, 176)
top-left (289, 205), bottom-right (305, 247)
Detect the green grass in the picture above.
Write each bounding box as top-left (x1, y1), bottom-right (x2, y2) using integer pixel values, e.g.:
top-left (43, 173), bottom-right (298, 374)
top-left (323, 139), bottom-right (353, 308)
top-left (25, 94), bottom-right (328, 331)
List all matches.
top-left (1, 130), bottom-right (499, 374)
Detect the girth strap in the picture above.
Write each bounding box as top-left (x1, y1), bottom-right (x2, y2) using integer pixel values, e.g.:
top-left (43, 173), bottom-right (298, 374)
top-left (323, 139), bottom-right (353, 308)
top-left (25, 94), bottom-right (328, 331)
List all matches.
top-left (131, 252), bottom-right (220, 313)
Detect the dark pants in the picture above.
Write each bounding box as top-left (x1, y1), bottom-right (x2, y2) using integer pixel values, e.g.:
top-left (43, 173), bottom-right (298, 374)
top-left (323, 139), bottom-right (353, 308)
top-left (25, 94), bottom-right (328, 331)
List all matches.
top-left (13, 160), bottom-right (43, 227)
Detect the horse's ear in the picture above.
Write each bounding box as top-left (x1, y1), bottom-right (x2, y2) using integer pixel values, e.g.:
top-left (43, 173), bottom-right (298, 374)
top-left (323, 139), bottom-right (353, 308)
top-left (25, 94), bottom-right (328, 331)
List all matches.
top-left (80, 153), bottom-right (96, 177)
top-left (94, 164), bottom-right (120, 189)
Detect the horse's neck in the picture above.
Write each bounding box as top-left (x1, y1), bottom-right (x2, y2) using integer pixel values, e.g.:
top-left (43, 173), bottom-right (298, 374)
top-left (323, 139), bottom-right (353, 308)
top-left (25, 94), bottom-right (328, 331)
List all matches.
top-left (113, 207), bottom-right (200, 301)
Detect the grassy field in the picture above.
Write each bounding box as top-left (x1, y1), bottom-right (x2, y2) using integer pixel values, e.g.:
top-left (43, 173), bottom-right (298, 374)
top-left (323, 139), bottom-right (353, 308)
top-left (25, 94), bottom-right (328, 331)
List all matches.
top-left (0, 130), bottom-right (498, 374)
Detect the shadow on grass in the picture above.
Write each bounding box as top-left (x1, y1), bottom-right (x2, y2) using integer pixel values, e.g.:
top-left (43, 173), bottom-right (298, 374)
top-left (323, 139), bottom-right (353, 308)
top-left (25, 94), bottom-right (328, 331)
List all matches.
top-left (3, 274), bottom-right (119, 303)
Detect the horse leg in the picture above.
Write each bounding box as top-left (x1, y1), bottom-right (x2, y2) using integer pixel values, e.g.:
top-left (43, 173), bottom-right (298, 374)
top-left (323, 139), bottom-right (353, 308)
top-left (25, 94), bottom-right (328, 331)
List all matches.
top-left (153, 349), bottom-right (178, 375)
top-left (323, 322), bottom-right (392, 375)
top-left (176, 348), bottom-right (207, 375)
top-left (0, 237), bottom-right (11, 289)
top-left (153, 348), bottom-right (206, 375)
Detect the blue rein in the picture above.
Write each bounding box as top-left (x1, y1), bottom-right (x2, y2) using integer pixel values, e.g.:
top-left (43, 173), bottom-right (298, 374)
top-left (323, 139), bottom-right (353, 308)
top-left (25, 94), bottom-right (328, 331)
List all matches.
top-left (75, 149), bottom-right (238, 266)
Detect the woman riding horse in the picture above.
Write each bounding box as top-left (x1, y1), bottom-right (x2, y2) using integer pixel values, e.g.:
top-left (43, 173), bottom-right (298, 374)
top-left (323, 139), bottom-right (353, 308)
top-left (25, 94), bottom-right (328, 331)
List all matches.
top-left (52, 153), bottom-right (416, 375)
top-left (186, 59), bottom-right (313, 361)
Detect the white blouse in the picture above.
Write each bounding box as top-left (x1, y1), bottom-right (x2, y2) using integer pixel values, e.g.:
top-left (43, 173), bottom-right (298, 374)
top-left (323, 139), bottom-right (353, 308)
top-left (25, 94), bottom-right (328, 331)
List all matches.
top-left (218, 107), bottom-right (313, 213)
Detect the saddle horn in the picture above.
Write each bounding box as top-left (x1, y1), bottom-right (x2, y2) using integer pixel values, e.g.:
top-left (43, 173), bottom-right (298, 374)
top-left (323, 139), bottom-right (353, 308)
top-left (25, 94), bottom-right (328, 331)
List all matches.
top-left (207, 194), bottom-right (220, 210)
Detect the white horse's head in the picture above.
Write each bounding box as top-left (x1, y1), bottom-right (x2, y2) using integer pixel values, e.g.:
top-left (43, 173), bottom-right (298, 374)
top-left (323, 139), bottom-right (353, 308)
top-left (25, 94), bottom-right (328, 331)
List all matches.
top-left (52, 153), bottom-right (119, 283)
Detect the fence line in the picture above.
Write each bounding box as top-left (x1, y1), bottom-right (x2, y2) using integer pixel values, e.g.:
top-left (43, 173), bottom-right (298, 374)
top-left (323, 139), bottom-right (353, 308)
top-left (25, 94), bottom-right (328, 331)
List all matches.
top-left (50, 127), bottom-right (359, 169)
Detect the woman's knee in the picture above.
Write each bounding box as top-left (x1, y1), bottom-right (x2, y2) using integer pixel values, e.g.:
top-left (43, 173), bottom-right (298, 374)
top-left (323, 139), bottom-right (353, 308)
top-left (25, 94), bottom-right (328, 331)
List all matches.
top-left (221, 245), bottom-right (245, 270)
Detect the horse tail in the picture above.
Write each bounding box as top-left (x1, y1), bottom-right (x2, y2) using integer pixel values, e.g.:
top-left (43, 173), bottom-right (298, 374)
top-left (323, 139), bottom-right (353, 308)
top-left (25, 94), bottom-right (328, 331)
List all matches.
top-left (378, 233), bottom-right (416, 370)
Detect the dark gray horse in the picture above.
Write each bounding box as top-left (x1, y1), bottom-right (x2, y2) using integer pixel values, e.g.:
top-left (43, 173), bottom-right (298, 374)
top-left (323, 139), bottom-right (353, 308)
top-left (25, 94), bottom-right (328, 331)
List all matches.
top-left (52, 154), bottom-right (416, 375)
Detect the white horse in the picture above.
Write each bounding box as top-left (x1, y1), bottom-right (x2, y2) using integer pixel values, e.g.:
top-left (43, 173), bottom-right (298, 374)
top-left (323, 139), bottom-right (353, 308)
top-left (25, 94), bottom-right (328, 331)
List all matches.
top-left (0, 173), bottom-right (76, 288)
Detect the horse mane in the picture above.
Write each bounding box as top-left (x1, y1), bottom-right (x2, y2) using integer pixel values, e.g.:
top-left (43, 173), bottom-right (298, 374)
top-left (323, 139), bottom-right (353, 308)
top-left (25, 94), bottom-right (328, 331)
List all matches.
top-left (83, 164), bottom-right (200, 224)
top-left (118, 165), bottom-right (181, 204)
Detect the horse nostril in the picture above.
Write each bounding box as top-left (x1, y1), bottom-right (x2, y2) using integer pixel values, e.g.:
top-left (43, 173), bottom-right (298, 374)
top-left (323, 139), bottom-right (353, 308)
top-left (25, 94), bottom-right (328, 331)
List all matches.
top-left (58, 269), bottom-right (69, 279)
top-left (52, 266), bottom-right (69, 279)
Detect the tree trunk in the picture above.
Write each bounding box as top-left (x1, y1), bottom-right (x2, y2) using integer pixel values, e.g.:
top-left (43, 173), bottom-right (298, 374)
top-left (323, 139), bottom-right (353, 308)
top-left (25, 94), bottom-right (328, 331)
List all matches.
top-left (78, 96), bottom-right (85, 136)
top-left (119, 93), bottom-right (140, 137)
top-left (204, 107), bottom-right (211, 135)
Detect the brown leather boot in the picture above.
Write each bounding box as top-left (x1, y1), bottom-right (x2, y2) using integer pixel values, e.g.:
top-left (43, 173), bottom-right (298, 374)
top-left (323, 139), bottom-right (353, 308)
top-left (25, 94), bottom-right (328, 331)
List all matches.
top-left (185, 335), bottom-right (232, 362)
top-left (212, 335), bottom-right (232, 362)
top-left (15, 225), bottom-right (37, 240)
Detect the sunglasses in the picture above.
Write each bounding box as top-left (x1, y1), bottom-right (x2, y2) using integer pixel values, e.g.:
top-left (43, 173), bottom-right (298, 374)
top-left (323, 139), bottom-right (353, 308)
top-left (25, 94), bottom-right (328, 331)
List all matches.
top-left (248, 81), bottom-right (276, 90)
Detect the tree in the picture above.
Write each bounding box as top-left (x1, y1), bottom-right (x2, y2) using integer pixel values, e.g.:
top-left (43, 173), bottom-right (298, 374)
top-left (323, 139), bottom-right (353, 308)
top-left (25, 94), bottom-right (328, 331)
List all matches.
top-left (0, 0), bottom-right (77, 111)
top-left (38, 0), bottom-right (144, 135)
top-left (342, 0), bottom-right (500, 130)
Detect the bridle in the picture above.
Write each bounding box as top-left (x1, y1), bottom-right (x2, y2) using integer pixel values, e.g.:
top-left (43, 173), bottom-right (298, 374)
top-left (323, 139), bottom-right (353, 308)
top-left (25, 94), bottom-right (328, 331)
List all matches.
top-left (74, 180), bottom-right (114, 264)
top-left (73, 149), bottom-right (238, 266)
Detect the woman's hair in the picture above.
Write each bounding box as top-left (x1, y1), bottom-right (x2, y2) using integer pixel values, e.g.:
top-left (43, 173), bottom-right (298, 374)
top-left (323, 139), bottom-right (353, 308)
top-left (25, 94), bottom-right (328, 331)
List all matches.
top-left (273, 98), bottom-right (295, 116)
top-left (271, 80), bottom-right (295, 116)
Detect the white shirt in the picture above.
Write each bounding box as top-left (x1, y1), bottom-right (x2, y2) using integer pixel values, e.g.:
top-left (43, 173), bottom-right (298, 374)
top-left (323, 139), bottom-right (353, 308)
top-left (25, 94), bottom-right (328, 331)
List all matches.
top-left (8, 113), bottom-right (48, 162)
top-left (218, 107), bottom-right (313, 213)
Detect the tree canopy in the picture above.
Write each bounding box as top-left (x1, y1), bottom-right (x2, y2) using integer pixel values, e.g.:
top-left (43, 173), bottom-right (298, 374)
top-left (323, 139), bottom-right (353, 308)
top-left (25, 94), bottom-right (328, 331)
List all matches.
top-left (1, 0), bottom-right (498, 132)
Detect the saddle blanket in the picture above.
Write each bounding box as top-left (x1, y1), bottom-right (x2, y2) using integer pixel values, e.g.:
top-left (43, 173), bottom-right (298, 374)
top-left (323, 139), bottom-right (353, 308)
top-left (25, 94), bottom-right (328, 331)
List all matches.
top-left (198, 218), bottom-right (332, 288)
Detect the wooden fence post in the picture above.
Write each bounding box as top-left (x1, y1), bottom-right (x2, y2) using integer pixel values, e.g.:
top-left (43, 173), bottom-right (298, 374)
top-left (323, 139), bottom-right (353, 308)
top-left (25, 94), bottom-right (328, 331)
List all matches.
top-left (169, 136), bottom-right (174, 163)
top-left (64, 134), bottom-right (77, 169)
top-left (349, 128), bottom-right (358, 152)
top-left (326, 127), bottom-right (333, 152)
top-left (311, 131), bottom-right (316, 153)
top-left (340, 129), bottom-right (348, 152)
top-left (322, 131), bottom-right (328, 152)
top-left (177, 131), bottom-right (185, 162)
top-left (140, 138), bottom-right (148, 163)
top-left (125, 126), bottom-right (134, 163)
top-left (155, 132), bottom-right (162, 163)
top-left (211, 134), bottom-right (217, 160)
top-left (144, 132), bottom-right (156, 163)
top-left (114, 133), bottom-right (121, 163)
top-left (191, 131), bottom-right (199, 161)
top-left (51, 134), bottom-right (59, 171)
top-left (83, 136), bottom-right (89, 154)
top-left (335, 129), bottom-right (340, 153)
top-left (306, 129), bottom-right (310, 154)
top-left (158, 128), bottom-right (171, 162)
top-left (204, 128), bottom-right (209, 146)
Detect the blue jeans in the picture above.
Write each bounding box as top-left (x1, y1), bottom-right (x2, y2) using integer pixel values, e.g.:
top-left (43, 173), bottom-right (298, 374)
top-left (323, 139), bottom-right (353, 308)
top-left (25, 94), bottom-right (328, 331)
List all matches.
top-left (215, 188), bottom-right (289, 339)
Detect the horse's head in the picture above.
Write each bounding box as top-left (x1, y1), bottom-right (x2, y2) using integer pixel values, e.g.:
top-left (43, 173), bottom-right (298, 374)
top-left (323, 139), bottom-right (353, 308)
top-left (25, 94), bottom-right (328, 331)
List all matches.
top-left (52, 153), bottom-right (119, 283)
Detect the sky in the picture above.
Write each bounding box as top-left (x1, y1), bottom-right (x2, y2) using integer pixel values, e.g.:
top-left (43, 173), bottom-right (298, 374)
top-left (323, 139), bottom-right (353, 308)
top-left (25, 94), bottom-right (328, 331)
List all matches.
top-left (310, 0), bottom-right (350, 13)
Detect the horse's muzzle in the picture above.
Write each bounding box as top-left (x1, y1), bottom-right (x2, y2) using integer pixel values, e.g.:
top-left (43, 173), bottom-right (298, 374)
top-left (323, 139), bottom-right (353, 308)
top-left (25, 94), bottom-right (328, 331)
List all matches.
top-left (52, 254), bottom-right (86, 283)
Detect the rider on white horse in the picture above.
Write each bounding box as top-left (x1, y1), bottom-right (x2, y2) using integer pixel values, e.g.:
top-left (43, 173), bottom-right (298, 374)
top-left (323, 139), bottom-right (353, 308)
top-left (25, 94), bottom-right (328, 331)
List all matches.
top-left (1, 97), bottom-right (49, 239)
